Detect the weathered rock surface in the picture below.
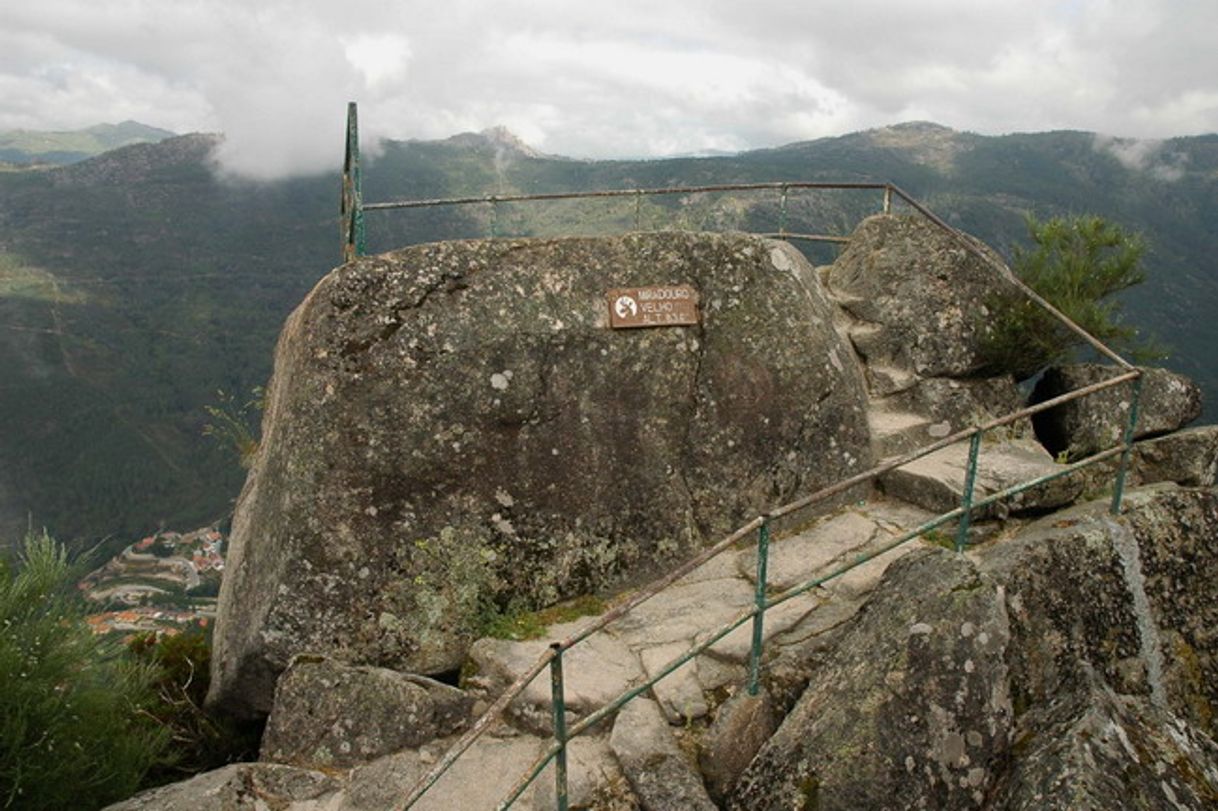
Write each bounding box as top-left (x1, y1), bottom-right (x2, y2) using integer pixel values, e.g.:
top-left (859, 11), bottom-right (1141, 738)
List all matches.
top-left (728, 548), bottom-right (1014, 810)
top-left (891, 376), bottom-right (1027, 436)
top-left (880, 436), bottom-right (1083, 516)
top-left (1124, 424), bottom-right (1218, 487)
top-left (210, 232), bottom-right (873, 717)
top-left (976, 485), bottom-right (1218, 734)
top-left (342, 732), bottom-right (542, 811)
top-left (116, 486), bottom-right (1218, 811)
top-left (609, 698), bottom-right (717, 810)
top-left (468, 619), bottom-right (645, 735)
top-left (729, 485), bottom-right (1218, 810)
top-left (1032, 364), bottom-right (1202, 457)
top-left (528, 735), bottom-right (635, 811)
top-left (989, 679), bottom-right (1218, 810)
top-left (260, 656), bottom-right (472, 769)
top-left (102, 763), bottom-right (340, 811)
top-left (826, 214), bottom-right (1019, 378)
top-left (698, 687), bottom-right (779, 803)
top-left (1069, 424), bottom-right (1218, 497)
top-left (462, 497), bottom-right (932, 740)
top-left (1119, 486), bottom-right (1218, 737)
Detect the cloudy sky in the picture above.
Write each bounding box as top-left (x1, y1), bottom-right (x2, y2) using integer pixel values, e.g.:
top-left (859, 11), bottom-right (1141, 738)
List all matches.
top-left (2, 0), bottom-right (1215, 179)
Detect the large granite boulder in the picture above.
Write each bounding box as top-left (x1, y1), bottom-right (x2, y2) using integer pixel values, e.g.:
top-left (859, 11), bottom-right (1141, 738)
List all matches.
top-left (729, 548), bottom-right (1015, 810)
top-left (1069, 424), bottom-right (1218, 496)
top-left (209, 232), bottom-right (872, 717)
top-left (1032, 363), bottom-right (1202, 458)
top-left (989, 679), bottom-right (1218, 810)
top-left (978, 485), bottom-right (1218, 735)
top-left (826, 214), bottom-right (1020, 378)
top-left (729, 484), bottom-right (1218, 810)
top-left (259, 656), bottom-right (473, 769)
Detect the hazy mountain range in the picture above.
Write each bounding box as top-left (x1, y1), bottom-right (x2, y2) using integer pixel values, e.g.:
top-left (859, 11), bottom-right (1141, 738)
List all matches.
top-left (0, 120), bottom-right (1214, 555)
top-left (0, 120), bottom-right (175, 167)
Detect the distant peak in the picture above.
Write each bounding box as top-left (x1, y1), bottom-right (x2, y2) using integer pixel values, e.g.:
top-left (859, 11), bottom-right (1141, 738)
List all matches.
top-left (877, 121), bottom-right (957, 135)
top-left (866, 122), bottom-right (969, 173)
top-left (443, 126), bottom-right (544, 158)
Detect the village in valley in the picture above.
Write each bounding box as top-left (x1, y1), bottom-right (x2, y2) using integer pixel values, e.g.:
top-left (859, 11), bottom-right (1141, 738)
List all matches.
top-left (78, 525), bottom-right (226, 639)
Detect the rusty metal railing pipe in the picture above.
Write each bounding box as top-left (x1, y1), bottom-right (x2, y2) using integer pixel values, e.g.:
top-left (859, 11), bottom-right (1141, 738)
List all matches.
top-left (402, 367), bottom-right (1139, 808)
top-left (365, 162), bottom-right (1147, 807)
top-left (364, 181), bottom-right (890, 211)
top-left (395, 647), bottom-right (555, 810)
top-left (886, 185), bottom-right (1134, 370)
top-left (766, 368), bottom-right (1140, 522)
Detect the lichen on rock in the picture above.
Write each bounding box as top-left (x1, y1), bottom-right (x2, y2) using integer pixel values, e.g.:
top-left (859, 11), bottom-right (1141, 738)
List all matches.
top-left (208, 231), bottom-right (872, 717)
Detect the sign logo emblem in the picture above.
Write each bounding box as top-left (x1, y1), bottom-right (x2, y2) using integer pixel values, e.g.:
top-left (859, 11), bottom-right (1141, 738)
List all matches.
top-left (613, 295), bottom-right (639, 319)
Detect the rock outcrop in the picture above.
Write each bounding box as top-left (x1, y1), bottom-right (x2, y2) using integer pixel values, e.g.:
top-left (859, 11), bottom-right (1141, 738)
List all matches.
top-left (729, 485), bottom-right (1218, 809)
top-left (1032, 363), bottom-right (1203, 458)
top-left (259, 656), bottom-right (472, 769)
top-left (209, 232), bottom-right (872, 717)
top-left (102, 763), bottom-right (340, 811)
top-left (113, 208), bottom-right (1218, 811)
top-left (729, 548), bottom-right (1014, 810)
top-left (826, 214), bottom-right (1019, 380)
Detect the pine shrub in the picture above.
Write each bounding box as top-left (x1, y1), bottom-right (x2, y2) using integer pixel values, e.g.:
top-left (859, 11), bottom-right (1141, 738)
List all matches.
top-left (982, 214), bottom-right (1160, 379)
top-left (0, 532), bottom-right (167, 810)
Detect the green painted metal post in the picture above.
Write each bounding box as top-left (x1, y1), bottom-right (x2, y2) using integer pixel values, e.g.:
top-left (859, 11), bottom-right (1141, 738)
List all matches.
top-left (489, 197), bottom-right (500, 239)
top-left (634, 191), bottom-right (642, 230)
top-left (1110, 374), bottom-right (1143, 515)
top-left (341, 101), bottom-right (366, 263)
top-left (747, 519), bottom-right (771, 696)
top-left (549, 644), bottom-right (570, 811)
top-left (955, 431), bottom-right (983, 552)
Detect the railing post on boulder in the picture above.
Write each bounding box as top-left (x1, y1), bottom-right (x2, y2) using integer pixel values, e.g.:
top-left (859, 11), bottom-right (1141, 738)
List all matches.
top-left (549, 643), bottom-right (570, 811)
top-left (341, 101), bottom-right (366, 263)
top-left (955, 431), bottom-right (983, 552)
top-left (883, 185), bottom-right (892, 214)
top-left (747, 518), bottom-right (771, 696)
top-left (1110, 373), bottom-right (1144, 515)
top-left (488, 196), bottom-right (501, 239)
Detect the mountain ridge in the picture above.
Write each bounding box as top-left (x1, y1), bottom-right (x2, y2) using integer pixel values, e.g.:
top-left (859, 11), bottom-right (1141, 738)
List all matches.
top-left (0, 120), bottom-right (177, 166)
top-left (0, 120), bottom-right (1214, 553)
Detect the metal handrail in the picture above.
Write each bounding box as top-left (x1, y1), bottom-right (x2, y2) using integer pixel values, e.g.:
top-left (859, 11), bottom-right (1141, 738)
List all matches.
top-left (395, 369), bottom-right (1142, 810)
top-left (364, 180), bottom-right (891, 210)
top-left (336, 104), bottom-right (1146, 810)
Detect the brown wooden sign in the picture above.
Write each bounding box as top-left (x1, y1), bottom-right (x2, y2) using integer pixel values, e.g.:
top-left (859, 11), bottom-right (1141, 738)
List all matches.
top-left (607, 285), bottom-right (700, 329)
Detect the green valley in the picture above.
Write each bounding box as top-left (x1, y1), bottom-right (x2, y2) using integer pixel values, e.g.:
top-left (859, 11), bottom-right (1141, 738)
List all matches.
top-left (0, 121), bottom-right (1214, 552)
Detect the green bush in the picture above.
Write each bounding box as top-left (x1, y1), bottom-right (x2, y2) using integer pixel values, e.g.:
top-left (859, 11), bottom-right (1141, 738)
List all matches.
top-left (128, 626), bottom-right (260, 787)
top-left (982, 214), bottom-right (1160, 379)
top-left (201, 387), bottom-right (264, 469)
top-left (0, 531), bottom-right (168, 810)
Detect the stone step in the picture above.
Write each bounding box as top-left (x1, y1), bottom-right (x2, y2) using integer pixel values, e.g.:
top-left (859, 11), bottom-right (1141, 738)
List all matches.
top-left (879, 437), bottom-right (1084, 518)
top-left (865, 363), bottom-right (919, 397)
top-left (868, 407), bottom-right (944, 457)
top-left (464, 497), bottom-right (943, 737)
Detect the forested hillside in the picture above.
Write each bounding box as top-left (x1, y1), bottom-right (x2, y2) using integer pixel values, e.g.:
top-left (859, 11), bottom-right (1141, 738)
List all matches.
top-left (0, 122), bottom-right (1214, 552)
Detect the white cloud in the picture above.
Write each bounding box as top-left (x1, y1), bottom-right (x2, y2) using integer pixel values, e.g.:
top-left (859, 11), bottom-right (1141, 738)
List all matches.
top-left (2, 0), bottom-right (1217, 179)
top-left (1094, 135), bottom-right (1188, 181)
top-left (342, 34), bottom-right (412, 88)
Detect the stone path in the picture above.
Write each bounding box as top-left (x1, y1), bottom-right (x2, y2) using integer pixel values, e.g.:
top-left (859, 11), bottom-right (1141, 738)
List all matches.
top-left (451, 494), bottom-right (939, 807)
